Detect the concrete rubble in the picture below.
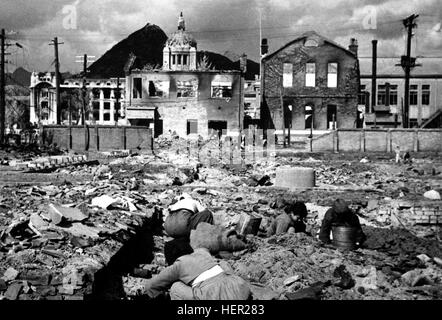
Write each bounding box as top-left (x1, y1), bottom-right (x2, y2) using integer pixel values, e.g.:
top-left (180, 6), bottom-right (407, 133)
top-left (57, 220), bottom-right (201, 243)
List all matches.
top-left (0, 140), bottom-right (441, 300)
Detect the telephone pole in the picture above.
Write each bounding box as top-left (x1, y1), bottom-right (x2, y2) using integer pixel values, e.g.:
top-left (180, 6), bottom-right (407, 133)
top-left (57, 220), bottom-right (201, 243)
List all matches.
top-left (50, 37), bottom-right (64, 124)
top-left (402, 14), bottom-right (419, 128)
top-left (1, 29), bottom-right (5, 145)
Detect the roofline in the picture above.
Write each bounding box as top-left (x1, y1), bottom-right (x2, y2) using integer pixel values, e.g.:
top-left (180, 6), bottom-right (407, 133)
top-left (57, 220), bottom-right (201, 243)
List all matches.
top-left (263, 33), bottom-right (356, 61)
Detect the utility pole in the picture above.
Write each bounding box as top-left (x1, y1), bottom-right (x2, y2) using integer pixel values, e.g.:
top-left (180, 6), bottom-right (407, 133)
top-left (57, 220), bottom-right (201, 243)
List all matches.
top-left (402, 14), bottom-right (419, 129)
top-left (115, 77), bottom-right (120, 125)
top-left (0, 29), bottom-right (5, 145)
top-left (50, 37), bottom-right (63, 124)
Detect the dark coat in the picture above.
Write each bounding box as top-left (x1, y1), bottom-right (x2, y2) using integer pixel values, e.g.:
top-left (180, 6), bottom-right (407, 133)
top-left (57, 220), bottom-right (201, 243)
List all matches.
top-left (318, 203), bottom-right (366, 244)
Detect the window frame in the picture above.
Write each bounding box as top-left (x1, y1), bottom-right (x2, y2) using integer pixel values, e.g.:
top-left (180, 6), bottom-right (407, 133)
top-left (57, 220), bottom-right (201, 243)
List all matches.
top-left (211, 81), bottom-right (233, 98)
top-left (305, 63), bottom-right (316, 87)
top-left (327, 62), bottom-right (338, 88)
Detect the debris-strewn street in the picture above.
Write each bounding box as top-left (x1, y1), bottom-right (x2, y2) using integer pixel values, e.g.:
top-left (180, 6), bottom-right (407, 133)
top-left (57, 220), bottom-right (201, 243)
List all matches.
top-left (1, 136), bottom-right (441, 300)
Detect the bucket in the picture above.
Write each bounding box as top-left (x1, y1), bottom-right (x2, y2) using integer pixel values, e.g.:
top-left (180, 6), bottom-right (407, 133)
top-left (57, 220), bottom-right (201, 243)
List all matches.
top-left (331, 226), bottom-right (357, 250)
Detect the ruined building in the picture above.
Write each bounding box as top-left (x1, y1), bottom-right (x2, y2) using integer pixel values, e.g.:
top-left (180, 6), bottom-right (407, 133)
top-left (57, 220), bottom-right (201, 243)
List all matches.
top-left (124, 13), bottom-right (244, 137)
top-left (261, 31), bottom-right (360, 132)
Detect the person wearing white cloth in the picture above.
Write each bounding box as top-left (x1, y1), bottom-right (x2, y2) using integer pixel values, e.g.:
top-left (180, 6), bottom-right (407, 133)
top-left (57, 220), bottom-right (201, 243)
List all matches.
top-left (143, 245), bottom-right (251, 300)
top-left (164, 193), bottom-right (214, 239)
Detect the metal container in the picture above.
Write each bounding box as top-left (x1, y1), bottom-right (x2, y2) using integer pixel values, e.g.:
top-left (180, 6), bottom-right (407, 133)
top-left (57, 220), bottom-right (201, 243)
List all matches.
top-left (331, 226), bottom-right (357, 250)
top-left (236, 213), bottom-right (262, 236)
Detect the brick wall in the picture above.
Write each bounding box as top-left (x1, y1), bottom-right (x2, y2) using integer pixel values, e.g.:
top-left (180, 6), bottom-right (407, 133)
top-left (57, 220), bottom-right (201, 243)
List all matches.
top-left (262, 36), bottom-right (360, 130)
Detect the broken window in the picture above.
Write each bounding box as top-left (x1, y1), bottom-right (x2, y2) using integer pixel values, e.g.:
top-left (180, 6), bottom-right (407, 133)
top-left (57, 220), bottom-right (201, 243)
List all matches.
top-left (103, 89), bottom-right (111, 99)
top-left (389, 85), bottom-right (398, 105)
top-left (133, 78), bottom-right (142, 99)
top-left (422, 84), bottom-right (430, 105)
top-left (283, 63), bottom-right (293, 87)
top-left (92, 88), bottom-right (100, 99)
top-left (410, 85), bottom-right (418, 105)
top-left (172, 55), bottom-right (176, 65)
top-left (327, 63), bottom-right (338, 88)
top-left (41, 101), bottom-right (49, 120)
top-left (211, 81), bottom-right (232, 98)
top-left (148, 80), bottom-right (169, 98)
top-left (177, 54), bottom-right (182, 65)
top-left (305, 63), bottom-right (315, 87)
top-left (377, 84), bottom-right (386, 105)
top-left (183, 55), bottom-right (188, 65)
top-left (358, 84), bottom-right (367, 105)
top-left (103, 113), bottom-right (110, 121)
top-left (187, 119), bottom-right (198, 134)
top-left (104, 102), bottom-right (111, 110)
top-left (177, 79), bottom-right (198, 98)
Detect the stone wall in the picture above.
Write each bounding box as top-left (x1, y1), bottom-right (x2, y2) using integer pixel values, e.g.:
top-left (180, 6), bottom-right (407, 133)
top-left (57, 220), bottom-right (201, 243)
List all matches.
top-left (312, 129), bottom-right (442, 152)
top-left (42, 126), bottom-right (153, 152)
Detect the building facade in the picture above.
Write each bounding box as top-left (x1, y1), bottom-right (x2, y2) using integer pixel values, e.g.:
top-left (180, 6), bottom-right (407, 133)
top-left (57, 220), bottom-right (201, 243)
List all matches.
top-left (261, 32), bottom-right (360, 132)
top-left (359, 57), bottom-right (442, 128)
top-left (30, 72), bottom-right (126, 126)
top-left (124, 13), bottom-right (243, 137)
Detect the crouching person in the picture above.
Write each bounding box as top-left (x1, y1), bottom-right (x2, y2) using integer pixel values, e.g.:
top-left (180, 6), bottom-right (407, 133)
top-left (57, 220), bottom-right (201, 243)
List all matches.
top-left (143, 230), bottom-right (251, 300)
top-left (318, 199), bottom-right (366, 247)
top-left (267, 201), bottom-right (308, 236)
top-left (164, 193), bottom-right (214, 239)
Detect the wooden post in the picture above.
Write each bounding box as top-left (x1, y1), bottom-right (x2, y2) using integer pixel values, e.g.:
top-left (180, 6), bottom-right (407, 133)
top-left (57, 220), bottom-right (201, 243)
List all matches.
top-left (95, 125), bottom-right (99, 151)
top-left (414, 129), bottom-right (419, 152)
top-left (123, 127), bottom-right (127, 150)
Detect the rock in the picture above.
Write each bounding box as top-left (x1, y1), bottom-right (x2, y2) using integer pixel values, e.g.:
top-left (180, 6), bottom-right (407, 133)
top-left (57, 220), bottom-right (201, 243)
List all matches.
top-left (91, 195), bottom-right (119, 209)
top-left (258, 199), bottom-right (268, 205)
top-left (48, 204), bottom-right (88, 224)
top-left (285, 281), bottom-right (329, 300)
top-left (4, 282), bottom-right (23, 300)
top-left (416, 254), bottom-right (432, 263)
top-left (19, 270), bottom-right (51, 286)
top-left (283, 275), bottom-right (301, 286)
top-left (70, 236), bottom-right (94, 248)
top-left (2, 267), bottom-right (19, 282)
top-left (423, 190), bottom-right (441, 200)
top-left (366, 200), bottom-right (379, 212)
top-left (333, 265), bottom-right (355, 289)
top-left (29, 213), bottom-right (49, 230)
top-left (360, 158), bottom-right (369, 163)
top-left (357, 266), bottom-right (378, 290)
top-left (95, 165), bottom-right (111, 176)
top-left (401, 269), bottom-right (423, 286)
top-left (85, 188), bottom-right (97, 196)
top-left (433, 257), bottom-right (442, 267)
top-left (250, 284), bottom-right (280, 300)
top-left (64, 223), bottom-right (100, 239)
top-left (58, 285), bottom-right (75, 295)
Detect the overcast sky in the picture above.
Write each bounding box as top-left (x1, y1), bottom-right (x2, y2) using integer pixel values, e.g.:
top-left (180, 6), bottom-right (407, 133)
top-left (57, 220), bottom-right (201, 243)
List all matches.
top-left (2, 0), bottom-right (441, 73)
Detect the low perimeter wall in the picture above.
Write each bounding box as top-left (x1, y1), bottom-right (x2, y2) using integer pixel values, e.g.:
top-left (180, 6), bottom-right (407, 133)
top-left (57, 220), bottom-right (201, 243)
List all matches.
top-left (42, 125), bottom-right (153, 152)
top-left (312, 129), bottom-right (442, 152)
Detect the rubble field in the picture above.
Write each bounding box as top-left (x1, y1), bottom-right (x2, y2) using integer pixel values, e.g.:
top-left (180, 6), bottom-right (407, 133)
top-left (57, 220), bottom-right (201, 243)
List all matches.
top-left (0, 139), bottom-right (441, 300)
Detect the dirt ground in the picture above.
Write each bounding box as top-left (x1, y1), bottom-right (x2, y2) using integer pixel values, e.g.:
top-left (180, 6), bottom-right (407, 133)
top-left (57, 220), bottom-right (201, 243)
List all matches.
top-left (0, 139), bottom-right (441, 300)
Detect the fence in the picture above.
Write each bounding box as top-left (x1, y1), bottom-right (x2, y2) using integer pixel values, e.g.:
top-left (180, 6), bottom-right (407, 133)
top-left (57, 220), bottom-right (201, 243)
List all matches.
top-left (312, 129), bottom-right (442, 152)
top-left (42, 125), bottom-right (153, 152)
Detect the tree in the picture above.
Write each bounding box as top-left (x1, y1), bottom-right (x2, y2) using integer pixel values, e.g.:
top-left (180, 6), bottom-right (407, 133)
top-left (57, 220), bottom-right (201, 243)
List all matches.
top-left (60, 87), bottom-right (91, 125)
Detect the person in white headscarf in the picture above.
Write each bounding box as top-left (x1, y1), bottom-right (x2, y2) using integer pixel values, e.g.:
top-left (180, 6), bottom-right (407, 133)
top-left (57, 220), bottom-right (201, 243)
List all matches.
top-left (163, 193), bottom-right (214, 265)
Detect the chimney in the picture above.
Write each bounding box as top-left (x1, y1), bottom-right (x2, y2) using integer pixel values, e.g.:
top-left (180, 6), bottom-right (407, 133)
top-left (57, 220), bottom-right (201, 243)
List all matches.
top-left (261, 38), bottom-right (268, 56)
top-left (371, 40), bottom-right (378, 114)
top-left (349, 38), bottom-right (358, 57)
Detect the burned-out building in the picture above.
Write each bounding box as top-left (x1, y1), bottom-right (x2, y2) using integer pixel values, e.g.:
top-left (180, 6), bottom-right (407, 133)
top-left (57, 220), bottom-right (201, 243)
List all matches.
top-left (261, 31), bottom-right (360, 132)
top-left (124, 13), bottom-right (244, 137)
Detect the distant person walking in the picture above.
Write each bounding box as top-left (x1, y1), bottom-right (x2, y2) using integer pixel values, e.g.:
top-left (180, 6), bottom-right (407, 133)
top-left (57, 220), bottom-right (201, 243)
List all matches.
top-left (395, 146), bottom-right (401, 163)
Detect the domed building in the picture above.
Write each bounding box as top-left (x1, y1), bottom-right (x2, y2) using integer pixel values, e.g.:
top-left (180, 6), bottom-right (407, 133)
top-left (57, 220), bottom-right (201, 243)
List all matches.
top-left (162, 12), bottom-right (198, 71)
top-left (124, 12), bottom-right (247, 138)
